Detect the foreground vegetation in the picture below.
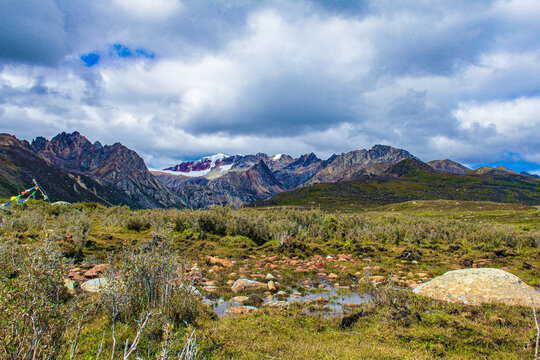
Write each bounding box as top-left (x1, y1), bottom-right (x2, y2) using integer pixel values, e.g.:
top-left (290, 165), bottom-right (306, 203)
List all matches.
top-left (0, 200), bottom-right (539, 359)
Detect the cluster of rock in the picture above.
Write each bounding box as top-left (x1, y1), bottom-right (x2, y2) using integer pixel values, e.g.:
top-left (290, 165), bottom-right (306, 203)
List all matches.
top-left (64, 263), bottom-right (110, 294)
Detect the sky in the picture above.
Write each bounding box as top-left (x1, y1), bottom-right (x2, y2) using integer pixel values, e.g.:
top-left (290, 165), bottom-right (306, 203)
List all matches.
top-left (0, 0), bottom-right (539, 174)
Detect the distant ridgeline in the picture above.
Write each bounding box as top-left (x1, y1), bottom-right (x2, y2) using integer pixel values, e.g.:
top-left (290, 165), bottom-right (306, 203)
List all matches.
top-left (1, 132), bottom-right (539, 209)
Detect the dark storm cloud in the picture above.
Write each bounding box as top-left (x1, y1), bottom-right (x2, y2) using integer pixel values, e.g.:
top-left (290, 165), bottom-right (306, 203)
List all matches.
top-left (0, 0), bottom-right (69, 66)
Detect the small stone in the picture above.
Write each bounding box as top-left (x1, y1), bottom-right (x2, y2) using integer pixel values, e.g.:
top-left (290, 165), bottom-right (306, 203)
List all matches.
top-left (265, 273), bottom-right (275, 280)
top-left (263, 301), bottom-right (290, 308)
top-left (81, 278), bottom-right (108, 293)
top-left (328, 273), bottom-right (339, 280)
top-left (231, 279), bottom-right (268, 293)
top-left (206, 256), bottom-right (234, 267)
top-left (268, 281), bottom-right (277, 292)
top-left (314, 296), bottom-right (328, 303)
top-left (370, 276), bottom-right (386, 285)
top-left (224, 306), bottom-right (258, 316)
top-left (230, 296), bottom-right (249, 303)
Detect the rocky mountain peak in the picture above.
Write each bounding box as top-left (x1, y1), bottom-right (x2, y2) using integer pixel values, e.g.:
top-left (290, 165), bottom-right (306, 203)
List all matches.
top-left (427, 159), bottom-right (470, 174)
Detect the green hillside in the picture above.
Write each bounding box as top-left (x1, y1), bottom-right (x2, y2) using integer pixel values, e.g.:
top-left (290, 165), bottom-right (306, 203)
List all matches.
top-left (254, 160), bottom-right (540, 210)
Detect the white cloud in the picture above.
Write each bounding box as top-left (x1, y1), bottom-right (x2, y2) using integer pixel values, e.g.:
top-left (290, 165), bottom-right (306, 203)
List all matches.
top-left (454, 97), bottom-right (540, 137)
top-left (113, 0), bottom-right (183, 21)
top-left (2, 1), bottom-right (540, 170)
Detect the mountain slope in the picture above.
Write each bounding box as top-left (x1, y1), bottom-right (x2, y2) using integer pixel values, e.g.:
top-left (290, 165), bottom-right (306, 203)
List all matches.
top-left (0, 134), bottom-right (134, 206)
top-left (305, 145), bottom-right (415, 185)
top-left (32, 132), bottom-right (181, 208)
top-left (427, 159), bottom-right (470, 174)
top-left (169, 160), bottom-right (285, 208)
top-left (255, 158), bottom-right (540, 209)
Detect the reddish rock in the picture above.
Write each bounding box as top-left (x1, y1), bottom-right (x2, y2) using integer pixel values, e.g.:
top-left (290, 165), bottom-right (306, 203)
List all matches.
top-left (206, 256), bottom-right (234, 267)
top-left (83, 269), bottom-right (98, 278)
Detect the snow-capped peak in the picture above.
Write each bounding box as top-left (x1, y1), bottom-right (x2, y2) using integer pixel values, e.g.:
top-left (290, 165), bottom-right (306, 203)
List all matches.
top-left (271, 154), bottom-right (282, 161)
top-left (203, 153), bottom-right (229, 162)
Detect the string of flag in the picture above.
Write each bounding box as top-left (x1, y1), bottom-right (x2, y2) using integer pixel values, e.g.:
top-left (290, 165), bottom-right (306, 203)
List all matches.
top-left (1, 179), bottom-right (49, 212)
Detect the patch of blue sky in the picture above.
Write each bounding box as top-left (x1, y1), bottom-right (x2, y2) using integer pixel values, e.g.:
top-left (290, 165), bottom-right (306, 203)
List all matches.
top-left (475, 157), bottom-right (540, 173)
top-left (80, 53), bottom-right (100, 67)
top-left (112, 44), bottom-right (154, 59)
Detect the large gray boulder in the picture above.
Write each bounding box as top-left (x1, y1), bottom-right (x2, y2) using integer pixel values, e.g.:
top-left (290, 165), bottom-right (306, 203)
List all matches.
top-left (231, 279), bottom-right (268, 293)
top-left (413, 268), bottom-right (540, 307)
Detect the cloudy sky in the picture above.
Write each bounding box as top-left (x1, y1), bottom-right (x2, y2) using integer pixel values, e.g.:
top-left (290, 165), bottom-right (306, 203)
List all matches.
top-left (1, 0), bottom-right (539, 173)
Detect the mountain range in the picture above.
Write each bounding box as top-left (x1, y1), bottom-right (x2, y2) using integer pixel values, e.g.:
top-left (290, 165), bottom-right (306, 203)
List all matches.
top-left (1, 131), bottom-right (539, 209)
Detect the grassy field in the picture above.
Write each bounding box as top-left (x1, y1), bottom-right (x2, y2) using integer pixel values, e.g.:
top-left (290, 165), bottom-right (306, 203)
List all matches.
top-left (254, 164), bottom-right (540, 210)
top-left (0, 199), bottom-right (539, 359)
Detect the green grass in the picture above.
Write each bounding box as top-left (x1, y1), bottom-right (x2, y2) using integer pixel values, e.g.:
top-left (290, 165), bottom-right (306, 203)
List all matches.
top-left (1, 200), bottom-right (539, 359)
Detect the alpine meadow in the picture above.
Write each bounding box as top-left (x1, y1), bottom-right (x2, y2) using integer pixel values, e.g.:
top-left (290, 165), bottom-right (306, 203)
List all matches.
top-left (1, 1), bottom-right (540, 359)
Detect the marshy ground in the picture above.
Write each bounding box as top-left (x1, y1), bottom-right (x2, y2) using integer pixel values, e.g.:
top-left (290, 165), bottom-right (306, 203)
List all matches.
top-left (0, 200), bottom-right (539, 359)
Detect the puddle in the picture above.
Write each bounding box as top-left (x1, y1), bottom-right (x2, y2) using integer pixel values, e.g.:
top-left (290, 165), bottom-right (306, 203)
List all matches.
top-left (205, 283), bottom-right (370, 318)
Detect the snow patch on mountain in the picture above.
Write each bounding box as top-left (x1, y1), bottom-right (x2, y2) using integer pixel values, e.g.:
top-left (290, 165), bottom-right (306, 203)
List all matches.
top-left (272, 154), bottom-right (282, 161)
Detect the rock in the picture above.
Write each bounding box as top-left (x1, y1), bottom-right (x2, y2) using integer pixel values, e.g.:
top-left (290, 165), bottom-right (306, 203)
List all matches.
top-left (64, 278), bottom-right (76, 295)
top-left (83, 269), bottom-right (99, 279)
top-left (229, 296), bottom-right (249, 303)
top-left (417, 272), bottom-right (429, 278)
top-left (203, 286), bottom-right (218, 293)
top-left (226, 280), bottom-right (235, 285)
top-left (81, 278), bottom-right (108, 293)
top-left (204, 280), bottom-right (218, 286)
top-left (263, 301), bottom-right (290, 309)
top-left (72, 274), bottom-right (86, 282)
top-left (90, 264), bottom-right (110, 273)
top-left (370, 276), bottom-right (386, 285)
top-left (179, 284), bottom-right (202, 297)
top-left (277, 290), bottom-right (287, 296)
top-left (328, 273), bottom-right (339, 280)
top-left (231, 279), bottom-right (268, 293)
top-left (206, 256), bottom-right (234, 267)
top-left (315, 296), bottom-right (329, 303)
top-left (224, 306), bottom-right (258, 316)
top-left (265, 273), bottom-right (275, 280)
top-left (413, 268), bottom-right (540, 307)
top-left (268, 280), bottom-right (277, 292)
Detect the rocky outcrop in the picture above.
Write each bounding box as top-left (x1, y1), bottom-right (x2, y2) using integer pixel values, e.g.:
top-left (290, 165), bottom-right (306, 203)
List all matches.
top-left (0, 134), bottom-right (134, 206)
top-left (306, 145), bottom-right (415, 185)
top-left (31, 132), bottom-right (182, 208)
top-left (170, 160), bottom-right (285, 208)
top-left (413, 268), bottom-right (540, 307)
top-left (427, 159), bottom-right (470, 174)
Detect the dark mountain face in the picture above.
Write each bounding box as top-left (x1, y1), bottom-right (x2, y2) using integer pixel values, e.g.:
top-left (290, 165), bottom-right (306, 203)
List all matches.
top-left (14, 132), bottom-right (182, 208)
top-left (0, 134), bottom-right (134, 206)
top-left (169, 160), bottom-right (285, 208)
